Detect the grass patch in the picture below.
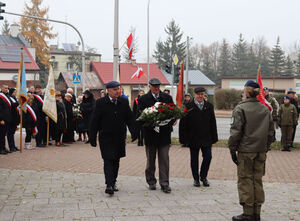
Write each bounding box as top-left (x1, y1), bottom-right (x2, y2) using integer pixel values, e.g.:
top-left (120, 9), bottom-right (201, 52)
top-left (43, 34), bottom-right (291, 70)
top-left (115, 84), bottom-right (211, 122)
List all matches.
top-left (127, 136), bottom-right (300, 150)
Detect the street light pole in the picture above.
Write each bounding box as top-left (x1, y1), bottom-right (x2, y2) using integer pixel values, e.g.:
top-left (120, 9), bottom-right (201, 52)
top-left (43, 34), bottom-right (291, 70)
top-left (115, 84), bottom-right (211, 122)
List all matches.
top-left (147, 0), bottom-right (150, 87)
top-left (113, 0), bottom-right (119, 81)
top-left (185, 36), bottom-right (189, 94)
top-left (5, 11), bottom-right (86, 91)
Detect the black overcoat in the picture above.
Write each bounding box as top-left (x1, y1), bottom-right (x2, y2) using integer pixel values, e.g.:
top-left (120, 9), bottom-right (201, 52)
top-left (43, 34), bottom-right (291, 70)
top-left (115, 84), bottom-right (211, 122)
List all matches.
top-left (9, 96), bottom-right (20, 126)
top-left (80, 92), bottom-right (95, 130)
top-left (179, 99), bottom-right (218, 147)
top-left (55, 100), bottom-right (67, 131)
top-left (0, 93), bottom-right (12, 124)
top-left (89, 95), bottom-right (136, 160)
top-left (137, 91), bottom-right (174, 147)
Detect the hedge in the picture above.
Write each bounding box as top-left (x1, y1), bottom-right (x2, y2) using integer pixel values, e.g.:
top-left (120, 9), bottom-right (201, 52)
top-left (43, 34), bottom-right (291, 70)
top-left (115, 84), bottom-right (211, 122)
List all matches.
top-left (214, 89), bottom-right (242, 110)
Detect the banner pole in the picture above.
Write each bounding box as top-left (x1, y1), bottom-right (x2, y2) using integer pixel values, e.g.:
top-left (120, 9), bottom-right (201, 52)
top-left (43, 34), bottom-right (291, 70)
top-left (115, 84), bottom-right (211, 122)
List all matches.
top-left (20, 109), bottom-right (23, 153)
top-left (46, 118), bottom-right (49, 147)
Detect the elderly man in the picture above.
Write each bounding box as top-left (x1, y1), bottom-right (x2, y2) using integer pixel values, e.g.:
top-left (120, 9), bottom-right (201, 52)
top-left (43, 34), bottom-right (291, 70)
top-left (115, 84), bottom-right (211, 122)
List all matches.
top-left (179, 87), bottom-right (218, 187)
top-left (137, 78), bottom-right (174, 193)
top-left (229, 80), bottom-right (275, 221)
top-left (67, 88), bottom-right (76, 104)
top-left (89, 81), bottom-right (137, 195)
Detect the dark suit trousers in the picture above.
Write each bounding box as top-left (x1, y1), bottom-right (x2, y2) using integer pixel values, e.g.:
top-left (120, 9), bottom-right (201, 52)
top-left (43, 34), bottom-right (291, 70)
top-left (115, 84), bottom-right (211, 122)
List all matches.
top-left (103, 159), bottom-right (120, 187)
top-left (36, 120), bottom-right (46, 145)
top-left (0, 124), bottom-right (7, 152)
top-left (7, 123), bottom-right (16, 149)
top-left (189, 146), bottom-right (212, 181)
top-left (145, 145), bottom-right (170, 187)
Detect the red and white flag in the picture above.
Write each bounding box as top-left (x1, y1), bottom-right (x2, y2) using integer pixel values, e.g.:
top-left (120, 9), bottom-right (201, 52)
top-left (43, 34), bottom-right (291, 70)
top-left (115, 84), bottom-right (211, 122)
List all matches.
top-left (126, 30), bottom-right (135, 60)
top-left (131, 67), bottom-right (144, 79)
top-left (257, 67), bottom-right (273, 112)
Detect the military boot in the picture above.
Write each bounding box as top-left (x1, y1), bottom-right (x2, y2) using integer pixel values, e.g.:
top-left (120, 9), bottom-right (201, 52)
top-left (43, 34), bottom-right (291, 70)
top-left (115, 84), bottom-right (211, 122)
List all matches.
top-left (232, 214), bottom-right (255, 221)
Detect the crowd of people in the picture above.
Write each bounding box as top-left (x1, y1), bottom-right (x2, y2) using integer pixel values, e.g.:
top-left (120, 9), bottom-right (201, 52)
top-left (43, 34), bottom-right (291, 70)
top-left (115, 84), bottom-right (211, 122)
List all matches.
top-left (0, 79), bottom-right (299, 221)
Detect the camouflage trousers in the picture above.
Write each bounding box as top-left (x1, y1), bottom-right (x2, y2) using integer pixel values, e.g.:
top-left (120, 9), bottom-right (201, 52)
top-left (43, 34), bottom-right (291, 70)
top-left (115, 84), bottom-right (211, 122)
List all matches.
top-left (237, 152), bottom-right (266, 215)
top-left (281, 126), bottom-right (294, 148)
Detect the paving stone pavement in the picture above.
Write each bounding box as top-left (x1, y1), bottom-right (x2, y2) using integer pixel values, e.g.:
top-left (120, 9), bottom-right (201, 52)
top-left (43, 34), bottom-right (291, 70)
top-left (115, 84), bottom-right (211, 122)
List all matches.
top-left (0, 169), bottom-right (299, 221)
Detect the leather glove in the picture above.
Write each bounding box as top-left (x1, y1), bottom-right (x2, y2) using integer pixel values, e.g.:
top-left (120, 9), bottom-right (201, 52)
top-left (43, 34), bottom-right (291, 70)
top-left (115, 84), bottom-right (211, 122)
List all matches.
top-left (90, 140), bottom-right (97, 147)
top-left (230, 151), bottom-right (238, 165)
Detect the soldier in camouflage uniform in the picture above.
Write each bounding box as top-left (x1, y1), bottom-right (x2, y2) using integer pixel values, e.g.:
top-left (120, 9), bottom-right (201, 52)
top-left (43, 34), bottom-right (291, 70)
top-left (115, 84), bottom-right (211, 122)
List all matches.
top-left (229, 80), bottom-right (275, 221)
top-left (278, 96), bottom-right (298, 151)
top-left (264, 88), bottom-right (278, 150)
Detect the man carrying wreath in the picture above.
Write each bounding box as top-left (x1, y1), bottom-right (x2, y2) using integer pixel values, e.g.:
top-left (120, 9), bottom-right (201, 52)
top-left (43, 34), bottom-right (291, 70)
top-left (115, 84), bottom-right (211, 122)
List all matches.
top-left (137, 78), bottom-right (174, 193)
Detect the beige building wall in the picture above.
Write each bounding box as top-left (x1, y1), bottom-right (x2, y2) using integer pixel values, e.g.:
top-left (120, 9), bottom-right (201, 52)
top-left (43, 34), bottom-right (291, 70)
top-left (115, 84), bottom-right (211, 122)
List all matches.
top-left (222, 78), bottom-right (296, 93)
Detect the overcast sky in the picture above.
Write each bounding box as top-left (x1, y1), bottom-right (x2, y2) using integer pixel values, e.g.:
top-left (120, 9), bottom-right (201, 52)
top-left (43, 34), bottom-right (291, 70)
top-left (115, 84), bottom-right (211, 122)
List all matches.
top-left (4, 0), bottom-right (300, 62)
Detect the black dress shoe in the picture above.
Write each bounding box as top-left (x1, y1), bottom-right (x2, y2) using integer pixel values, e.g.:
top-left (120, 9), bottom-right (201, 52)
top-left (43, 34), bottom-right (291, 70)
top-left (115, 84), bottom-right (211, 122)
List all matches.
top-left (193, 180), bottom-right (200, 187)
top-left (37, 144), bottom-right (46, 148)
top-left (149, 184), bottom-right (156, 190)
top-left (232, 214), bottom-right (255, 221)
top-left (10, 148), bottom-right (16, 152)
top-left (254, 214), bottom-right (260, 221)
top-left (161, 186), bottom-right (171, 193)
top-left (105, 186), bottom-right (114, 195)
top-left (5, 150), bottom-right (12, 153)
top-left (113, 184), bottom-right (119, 192)
top-left (201, 178), bottom-right (210, 187)
top-left (85, 140), bottom-right (90, 144)
top-left (0, 150), bottom-right (8, 155)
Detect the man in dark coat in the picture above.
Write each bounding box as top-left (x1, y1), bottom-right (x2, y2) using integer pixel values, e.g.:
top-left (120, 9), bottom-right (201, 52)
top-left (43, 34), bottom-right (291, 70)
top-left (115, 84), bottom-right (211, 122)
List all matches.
top-left (33, 85), bottom-right (47, 147)
top-left (80, 90), bottom-right (95, 144)
top-left (137, 78), bottom-right (174, 193)
top-left (179, 87), bottom-right (218, 187)
top-left (63, 93), bottom-right (75, 143)
top-left (7, 88), bottom-right (20, 152)
top-left (89, 81), bottom-right (137, 195)
top-left (0, 84), bottom-right (12, 154)
top-left (54, 91), bottom-right (67, 146)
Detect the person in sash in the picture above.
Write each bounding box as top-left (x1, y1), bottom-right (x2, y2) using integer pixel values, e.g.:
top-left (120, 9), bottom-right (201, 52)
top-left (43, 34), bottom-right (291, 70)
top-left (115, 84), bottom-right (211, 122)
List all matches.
top-left (23, 94), bottom-right (39, 150)
top-left (0, 84), bottom-right (13, 154)
top-left (33, 85), bottom-right (47, 147)
top-left (7, 88), bottom-right (20, 152)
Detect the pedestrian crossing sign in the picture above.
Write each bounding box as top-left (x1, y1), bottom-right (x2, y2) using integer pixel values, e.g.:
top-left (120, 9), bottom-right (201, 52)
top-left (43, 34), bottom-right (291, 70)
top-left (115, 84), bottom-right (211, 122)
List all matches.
top-left (73, 74), bottom-right (81, 84)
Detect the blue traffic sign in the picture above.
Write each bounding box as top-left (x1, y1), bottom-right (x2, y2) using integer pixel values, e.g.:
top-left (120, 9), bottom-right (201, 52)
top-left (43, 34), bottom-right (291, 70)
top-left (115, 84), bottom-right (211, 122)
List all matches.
top-left (73, 74), bottom-right (81, 84)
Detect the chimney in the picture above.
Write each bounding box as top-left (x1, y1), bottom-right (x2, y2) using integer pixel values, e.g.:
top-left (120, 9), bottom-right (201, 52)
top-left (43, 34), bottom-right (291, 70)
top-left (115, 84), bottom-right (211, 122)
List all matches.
top-left (10, 24), bottom-right (20, 38)
top-left (131, 59), bottom-right (137, 66)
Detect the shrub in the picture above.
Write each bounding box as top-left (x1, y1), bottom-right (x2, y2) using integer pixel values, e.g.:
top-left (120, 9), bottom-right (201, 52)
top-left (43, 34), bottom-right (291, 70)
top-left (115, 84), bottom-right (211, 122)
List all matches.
top-left (214, 89), bottom-right (242, 109)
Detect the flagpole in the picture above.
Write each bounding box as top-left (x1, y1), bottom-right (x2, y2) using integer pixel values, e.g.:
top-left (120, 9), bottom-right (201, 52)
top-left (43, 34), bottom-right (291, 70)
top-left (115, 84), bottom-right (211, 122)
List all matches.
top-left (113, 0), bottom-right (119, 81)
top-left (20, 110), bottom-right (23, 153)
top-left (46, 118), bottom-right (49, 147)
top-left (119, 38), bottom-right (127, 52)
top-left (147, 0), bottom-right (150, 88)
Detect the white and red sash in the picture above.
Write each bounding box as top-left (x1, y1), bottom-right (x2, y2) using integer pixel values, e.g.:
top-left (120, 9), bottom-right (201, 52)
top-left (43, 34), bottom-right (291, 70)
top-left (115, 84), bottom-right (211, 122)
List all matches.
top-left (0, 92), bottom-right (11, 109)
top-left (33, 94), bottom-right (44, 104)
top-left (9, 97), bottom-right (19, 113)
top-left (27, 105), bottom-right (38, 135)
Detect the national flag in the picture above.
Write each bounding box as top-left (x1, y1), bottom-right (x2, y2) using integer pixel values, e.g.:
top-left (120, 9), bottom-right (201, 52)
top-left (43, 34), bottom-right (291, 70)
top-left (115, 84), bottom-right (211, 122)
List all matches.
top-left (257, 66), bottom-right (273, 111)
top-left (130, 67), bottom-right (144, 79)
top-left (42, 65), bottom-right (57, 123)
top-left (126, 30), bottom-right (135, 60)
top-left (16, 49), bottom-right (28, 112)
top-left (176, 62), bottom-right (184, 108)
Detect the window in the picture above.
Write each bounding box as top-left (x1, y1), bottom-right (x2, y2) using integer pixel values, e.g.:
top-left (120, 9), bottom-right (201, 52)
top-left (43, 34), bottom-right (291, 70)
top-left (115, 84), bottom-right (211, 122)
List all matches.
top-left (67, 62), bottom-right (74, 71)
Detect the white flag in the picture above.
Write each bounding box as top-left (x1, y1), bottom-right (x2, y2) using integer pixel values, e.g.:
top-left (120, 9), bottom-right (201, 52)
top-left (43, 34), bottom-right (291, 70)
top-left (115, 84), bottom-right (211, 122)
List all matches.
top-left (42, 65), bottom-right (57, 123)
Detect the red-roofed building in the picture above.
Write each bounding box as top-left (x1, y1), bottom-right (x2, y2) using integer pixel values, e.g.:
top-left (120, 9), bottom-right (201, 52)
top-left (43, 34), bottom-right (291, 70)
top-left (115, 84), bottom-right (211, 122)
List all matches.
top-left (91, 61), bottom-right (170, 103)
top-left (0, 25), bottom-right (40, 88)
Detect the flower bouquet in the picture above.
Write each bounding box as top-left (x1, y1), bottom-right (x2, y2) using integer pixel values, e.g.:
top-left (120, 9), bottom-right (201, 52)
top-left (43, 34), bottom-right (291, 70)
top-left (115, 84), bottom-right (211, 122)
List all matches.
top-left (73, 104), bottom-right (82, 120)
top-left (137, 102), bottom-right (188, 133)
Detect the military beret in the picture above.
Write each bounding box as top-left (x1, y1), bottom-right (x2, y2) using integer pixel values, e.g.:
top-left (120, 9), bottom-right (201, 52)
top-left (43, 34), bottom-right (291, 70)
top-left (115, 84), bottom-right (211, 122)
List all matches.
top-left (194, 87), bottom-right (206, 93)
top-left (244, 80), bottom-right (260, 88)
top-left (284, 96), bottom-right (290, 100)
top-left (149, 78), bottom-right (161, 85)
top-left (287, 90), bottom-right (296, 94)
top-left (106, 81), bottom-right (120, 89)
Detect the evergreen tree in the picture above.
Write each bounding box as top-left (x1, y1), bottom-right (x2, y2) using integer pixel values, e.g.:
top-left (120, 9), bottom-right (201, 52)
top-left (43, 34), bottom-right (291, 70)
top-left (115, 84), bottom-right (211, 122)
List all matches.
top-left (269, 37), bottom-right (285, 76)
top-left (296, 53), bottom-right (300, 76)
top-left (217, 39), bottom-right (232, 77)
top-left (153, 19), bottom-right (186, 73)
top-left (1, 19), bottom-right (10, 35)
top-left (247, 40), bottom-right (258, 76)
top-left (122, 27), bottom-right (138, 62)
top-left (232, 34), bottom-right (248, 77)
top-left (284, 55), bottom-right (294, 76)
top-left (20, 0), bottom-right (57, 66)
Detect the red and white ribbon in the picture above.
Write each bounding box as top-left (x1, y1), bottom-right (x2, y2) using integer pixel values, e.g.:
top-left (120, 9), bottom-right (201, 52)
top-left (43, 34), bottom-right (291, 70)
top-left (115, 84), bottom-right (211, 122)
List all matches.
top-left (0, 92), bottom-right (11, 109)
top-left (27, 105), bottom-right (38, 135)
top-left (33, 94), bottom-right (44, 104)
